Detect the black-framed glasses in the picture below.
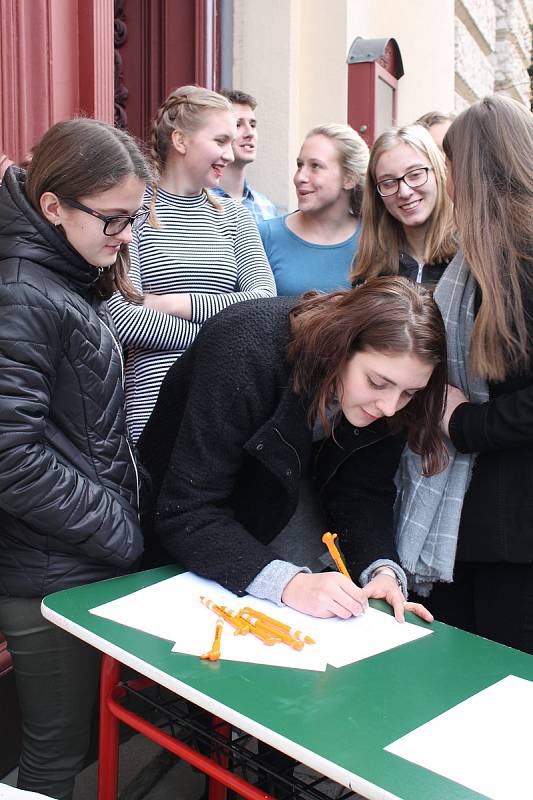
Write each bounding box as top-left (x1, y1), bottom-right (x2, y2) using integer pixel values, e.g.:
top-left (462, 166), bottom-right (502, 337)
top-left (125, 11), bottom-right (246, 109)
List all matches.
top-left (376, 166), bottom-right (433, 197)
top-left (59, 197), bottom-right (150, 236)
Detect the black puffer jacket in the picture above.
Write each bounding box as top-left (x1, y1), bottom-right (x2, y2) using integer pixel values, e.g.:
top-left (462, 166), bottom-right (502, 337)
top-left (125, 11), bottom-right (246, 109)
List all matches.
top-left (0, 167), bottom-right (143, 598)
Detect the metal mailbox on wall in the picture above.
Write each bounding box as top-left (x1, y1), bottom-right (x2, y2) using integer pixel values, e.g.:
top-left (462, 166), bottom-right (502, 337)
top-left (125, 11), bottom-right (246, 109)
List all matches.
top-left (347, 37), bottom-right (404, 147)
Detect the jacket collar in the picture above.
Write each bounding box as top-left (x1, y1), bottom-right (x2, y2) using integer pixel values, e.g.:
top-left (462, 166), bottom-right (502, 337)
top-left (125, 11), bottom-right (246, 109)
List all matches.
top-left (0, 167), bottom-right (101, 293)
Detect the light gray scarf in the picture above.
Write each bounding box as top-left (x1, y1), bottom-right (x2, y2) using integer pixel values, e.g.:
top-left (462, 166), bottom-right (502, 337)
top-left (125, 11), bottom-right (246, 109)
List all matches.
top-left (394, 250), bottom-right (489, 596)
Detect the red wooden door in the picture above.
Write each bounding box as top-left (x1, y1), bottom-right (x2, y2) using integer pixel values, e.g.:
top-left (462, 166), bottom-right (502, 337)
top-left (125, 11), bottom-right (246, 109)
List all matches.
top-left (114, 0), bottom-right (221, 143)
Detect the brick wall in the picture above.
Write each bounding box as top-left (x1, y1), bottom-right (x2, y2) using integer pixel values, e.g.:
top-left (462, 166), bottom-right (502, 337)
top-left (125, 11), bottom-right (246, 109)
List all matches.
top-left (454, 0), bottom-right (532, 109)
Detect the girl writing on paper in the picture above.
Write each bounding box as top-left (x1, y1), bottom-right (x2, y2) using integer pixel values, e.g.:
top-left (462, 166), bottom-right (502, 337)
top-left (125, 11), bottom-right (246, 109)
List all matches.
top-left (0, 119), bottom-right (149, 800)
top-left (397, 95), bottom-right (533, 654)
top-left (350, 124), bottom-right (455, 292)
top-left (140, 277), bottom-right (448, 622)
top-left (259, 123), bottom-right (368, 295)
top-left (108, 85), bottom-right (276, 443)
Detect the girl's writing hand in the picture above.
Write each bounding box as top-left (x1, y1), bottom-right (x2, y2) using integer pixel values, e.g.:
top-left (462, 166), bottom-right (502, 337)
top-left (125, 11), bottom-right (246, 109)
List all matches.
top-left (281, 572), bottom-right (369, 619)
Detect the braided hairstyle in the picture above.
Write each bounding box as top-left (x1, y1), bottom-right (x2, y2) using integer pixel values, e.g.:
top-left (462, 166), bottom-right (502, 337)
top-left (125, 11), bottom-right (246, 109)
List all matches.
top-left (149, 85), bottom-right (231, 217)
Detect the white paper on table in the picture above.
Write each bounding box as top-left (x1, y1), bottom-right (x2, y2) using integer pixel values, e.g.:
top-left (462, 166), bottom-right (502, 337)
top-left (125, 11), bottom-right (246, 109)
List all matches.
top-left (90, 572), bottom-right (432, 671)
top-left (384, 674), bottom-right (533, 800)
top-left (0, 784), bottom-right (57, 800)
top-left (294, 605), bottom-right (432, 669)
top-left (91, 572), bottom-right (326, 671)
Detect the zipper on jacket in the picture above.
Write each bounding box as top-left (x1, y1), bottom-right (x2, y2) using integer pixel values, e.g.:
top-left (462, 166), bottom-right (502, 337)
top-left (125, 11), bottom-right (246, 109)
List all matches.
top-left (99, 317), bottom-right (125, 386)
top-left (100, 316), bottom-right (140, 514)
top-left (273, 427), bottom-right (302, 477)
top-left (317, 432), bottom-right (390, 494)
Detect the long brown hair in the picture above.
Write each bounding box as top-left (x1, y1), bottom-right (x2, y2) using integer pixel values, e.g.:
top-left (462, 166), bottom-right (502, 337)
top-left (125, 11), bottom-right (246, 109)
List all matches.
top-left (443, 95), bottom-right (533, 381)
top-left (287, 277), bottom-right (448, 476)
top-left (25, 118), bottom-right (151, 302)
top-left (350, 125), bottom-right (455, 283)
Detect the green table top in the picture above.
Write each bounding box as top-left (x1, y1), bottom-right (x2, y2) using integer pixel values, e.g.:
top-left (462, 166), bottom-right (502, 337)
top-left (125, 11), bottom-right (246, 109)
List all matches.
top-left (42, 566), bottom-right (533, 800)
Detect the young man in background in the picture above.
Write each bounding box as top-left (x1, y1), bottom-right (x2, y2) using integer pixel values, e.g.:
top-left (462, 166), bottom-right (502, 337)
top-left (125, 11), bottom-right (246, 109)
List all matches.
top-left (211, 89), bottom-right (279, 223)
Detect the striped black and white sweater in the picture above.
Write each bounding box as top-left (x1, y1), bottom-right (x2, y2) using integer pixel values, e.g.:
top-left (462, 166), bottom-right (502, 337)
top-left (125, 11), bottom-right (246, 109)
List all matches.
top-left (108, 187), bottom-right (276, 442)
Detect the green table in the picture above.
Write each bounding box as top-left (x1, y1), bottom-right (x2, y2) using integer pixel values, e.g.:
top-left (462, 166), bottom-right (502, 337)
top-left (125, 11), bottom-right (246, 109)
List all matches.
top-left (42, 566), bottom-right (533, 800)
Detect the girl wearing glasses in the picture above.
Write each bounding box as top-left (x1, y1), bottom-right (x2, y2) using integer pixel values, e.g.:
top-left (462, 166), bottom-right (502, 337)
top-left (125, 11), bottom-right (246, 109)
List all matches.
top-left (0, 118), bottom-right (149, 799)
top-left (108, 85), bottom-right (276, 443)
top-left (350, 124), bottom-right (455, 292)
top-left (397, 95), bottom-right (533, 655)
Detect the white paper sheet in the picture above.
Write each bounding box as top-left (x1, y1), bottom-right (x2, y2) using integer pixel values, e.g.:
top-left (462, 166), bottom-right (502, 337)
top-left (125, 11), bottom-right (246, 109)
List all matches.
top-left (385, 674), bottom-right (533, 800)
top-left (90, 572), bottom-right (432, 671)
top-left (0, 784), bottom-right (56, 800)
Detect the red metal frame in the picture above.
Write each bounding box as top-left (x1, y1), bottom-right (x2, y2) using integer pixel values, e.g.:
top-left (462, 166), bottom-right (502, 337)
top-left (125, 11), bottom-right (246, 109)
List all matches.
top-left (97, 654), bottom-right (273, 800)
top-left (347, 61), bottom-right (399, 148)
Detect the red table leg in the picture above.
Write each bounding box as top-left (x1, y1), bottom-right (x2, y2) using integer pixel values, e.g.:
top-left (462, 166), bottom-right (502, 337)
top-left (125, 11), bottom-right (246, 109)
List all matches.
top-left (108, 696), bottom-right (273, 800)
top-left (98, 654), bottom-right (121, 800)
top-left (208, 717), bottom-right (231, 800)
top-left (95, 655), bottom-right (273, 800)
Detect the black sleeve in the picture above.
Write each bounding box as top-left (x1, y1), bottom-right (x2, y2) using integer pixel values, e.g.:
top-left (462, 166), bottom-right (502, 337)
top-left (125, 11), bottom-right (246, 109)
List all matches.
top-left (449, 383), bottom-right (533, 454)
top-left (144, 317), bottom-right (287, 595)
top-left (450, 272), bottom-right (533, 455)
top-left (318, 429), bottom-right (405, 582)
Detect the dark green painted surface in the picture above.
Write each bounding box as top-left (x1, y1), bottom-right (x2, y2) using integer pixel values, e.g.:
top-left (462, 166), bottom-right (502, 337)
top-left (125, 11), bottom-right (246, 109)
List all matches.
top-left (43, 567), bottom-right (533, 800)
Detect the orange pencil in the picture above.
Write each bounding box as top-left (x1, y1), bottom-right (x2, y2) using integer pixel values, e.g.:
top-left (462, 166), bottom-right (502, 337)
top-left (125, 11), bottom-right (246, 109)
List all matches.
top-left (322, 532), bottom-right (366, 614)
top-left (239, 608), bottom-right (313, 649)
top-left (322, 532), bottom-right (352, 579)
top-left (245, 620), bottom-right (279, 646)
top-left (200, 596), bottom-right (250, 635)
top-left (239, 607), bottom-right (315, 644)
top-left (240, 614), bottom-right (303, 650)
top-left (201, 619), bottom-right (224, 661)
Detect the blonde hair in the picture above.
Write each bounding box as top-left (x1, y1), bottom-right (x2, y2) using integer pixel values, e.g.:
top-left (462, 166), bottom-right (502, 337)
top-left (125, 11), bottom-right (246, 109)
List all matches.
top-left (350, 124), bottom-right (455, 283)
top-left (443, 95), bottom-right (533, 381)
top-left (304, 123), bottom-right (369, 217)
top-left (149, 85), bottom-right (231, 216)
top-left (416, 111), bottom-right (455, 129)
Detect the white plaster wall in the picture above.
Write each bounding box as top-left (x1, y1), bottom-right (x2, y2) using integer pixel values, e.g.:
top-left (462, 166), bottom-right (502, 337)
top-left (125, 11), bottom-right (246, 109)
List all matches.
top-left (232, 0), bottom-right (350, 212)
top-left (231, 0), bottom-right (298, 212)
top-left (230, 0), bottom-right (531, 212)
top-left (346, 0), bottom-right (456, 125)
top-left (295, 0), bottom-right (349, 140)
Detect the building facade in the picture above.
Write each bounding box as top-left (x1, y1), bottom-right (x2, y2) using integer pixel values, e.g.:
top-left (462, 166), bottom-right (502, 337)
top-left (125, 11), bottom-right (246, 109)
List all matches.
top-left (1, 0), bottom-right (531, 209)
top-left (232, 0), bottom-right (532, 211)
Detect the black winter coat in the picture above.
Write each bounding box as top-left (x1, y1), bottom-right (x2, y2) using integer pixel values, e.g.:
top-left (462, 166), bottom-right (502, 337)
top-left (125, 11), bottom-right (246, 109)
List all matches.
top-left (139, 296), bottom-right (405, 596)
top-left (450, 283), bottom-right (533, 563)
top-left (0, 167), bottom-right (143, 598)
